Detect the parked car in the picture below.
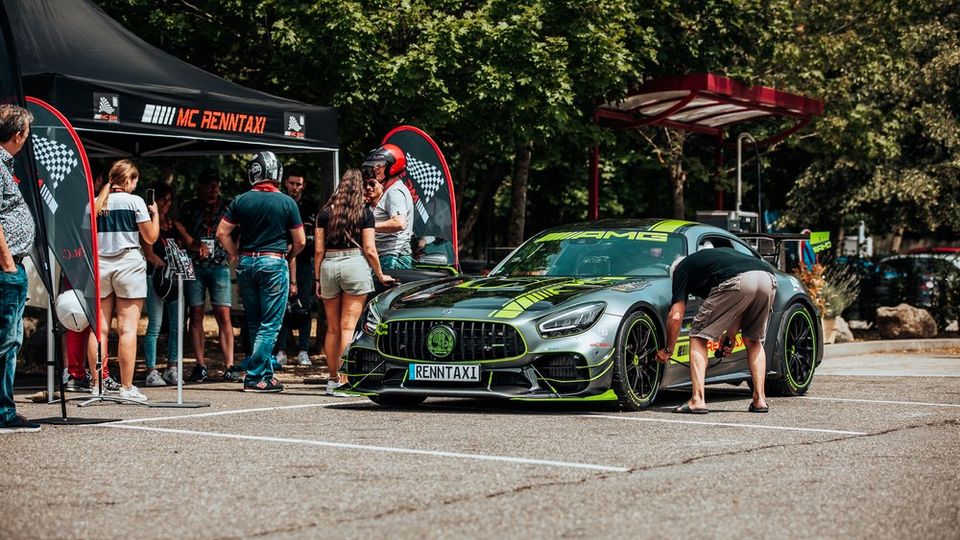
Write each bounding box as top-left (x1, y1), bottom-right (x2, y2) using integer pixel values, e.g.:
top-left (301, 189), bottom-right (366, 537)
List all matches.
top-left (877, 252), bottom-right (960, 328)
top-left (341, 219), bottom-right (824, 410)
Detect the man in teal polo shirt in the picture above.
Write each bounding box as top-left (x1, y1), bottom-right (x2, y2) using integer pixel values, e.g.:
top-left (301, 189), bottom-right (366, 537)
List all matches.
top-left (216, 152), bottom-right (305, 392)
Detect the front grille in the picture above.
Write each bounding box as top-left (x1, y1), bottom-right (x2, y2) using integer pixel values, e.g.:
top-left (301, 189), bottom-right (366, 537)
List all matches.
top-left (378, 320), bottom-right (524, 362)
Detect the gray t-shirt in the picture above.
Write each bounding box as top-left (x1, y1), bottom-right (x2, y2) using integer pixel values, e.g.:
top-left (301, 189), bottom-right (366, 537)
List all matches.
top-left (0, 148), bottom-right (35, 257)
top-left (374, 180), bottom-right (414, 256)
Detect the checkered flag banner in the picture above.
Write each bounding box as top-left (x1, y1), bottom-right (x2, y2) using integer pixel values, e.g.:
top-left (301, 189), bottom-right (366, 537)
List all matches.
top-left (31, 134), bottom-right (78, 190)
top-left (382, 126), bottom-right (459, 267)
top-left (406, 153), bottom-right (444, 202)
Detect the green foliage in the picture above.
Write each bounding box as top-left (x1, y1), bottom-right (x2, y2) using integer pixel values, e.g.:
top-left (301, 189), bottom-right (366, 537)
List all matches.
top-left (92, 0), bottom-right (960, 254)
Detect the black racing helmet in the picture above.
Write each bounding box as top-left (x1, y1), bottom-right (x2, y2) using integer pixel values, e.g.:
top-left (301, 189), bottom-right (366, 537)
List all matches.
top-left (362, 144), bottom-right (406, 181)
top-left (152, 265), bottom-right (179, 303)
top-left (248, 151), bottom-right (283, 185)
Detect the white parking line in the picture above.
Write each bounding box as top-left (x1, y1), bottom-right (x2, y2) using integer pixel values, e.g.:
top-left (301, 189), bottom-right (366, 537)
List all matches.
top-left (104, 401), bottom-right (368, 425)
top-left (104, 423), bottom-right (629, 473)
top-left (800, 396), bottom-right (960, 408)
top-left (588, 414), bottom-right (867, 435)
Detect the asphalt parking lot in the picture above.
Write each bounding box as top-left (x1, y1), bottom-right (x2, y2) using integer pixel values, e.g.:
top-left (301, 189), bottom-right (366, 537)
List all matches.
top-left (2, 348), bottom-right (958, 539)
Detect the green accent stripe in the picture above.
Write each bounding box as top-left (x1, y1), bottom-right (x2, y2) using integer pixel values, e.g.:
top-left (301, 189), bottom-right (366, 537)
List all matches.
top-left (650, 219), bottom-right (696, 233)
top-left (511, 389), bottom-right (619, 402)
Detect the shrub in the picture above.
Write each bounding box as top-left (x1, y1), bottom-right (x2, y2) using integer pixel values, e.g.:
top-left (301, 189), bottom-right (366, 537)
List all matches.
top-left (793, 263), bottom-right (861, 318)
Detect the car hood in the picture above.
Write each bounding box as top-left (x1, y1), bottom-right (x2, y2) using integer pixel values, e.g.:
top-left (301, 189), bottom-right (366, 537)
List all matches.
top-left (385, 275), bottom-right (652, 316)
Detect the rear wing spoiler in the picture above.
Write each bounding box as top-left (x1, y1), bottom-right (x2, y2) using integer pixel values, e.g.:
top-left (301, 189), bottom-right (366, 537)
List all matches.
top-left (737, 231), bottom-right (832, 269)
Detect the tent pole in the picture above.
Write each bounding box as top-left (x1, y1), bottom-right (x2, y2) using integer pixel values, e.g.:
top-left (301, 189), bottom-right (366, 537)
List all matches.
top-left (333, 150), bottom-right (340, 191)
top-left (46, 248), bottom-right (56, 402)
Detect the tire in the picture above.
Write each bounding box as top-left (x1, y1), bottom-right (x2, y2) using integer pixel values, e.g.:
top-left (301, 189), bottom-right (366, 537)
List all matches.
top-left (369, 394), bottom-right (427, 408)
top-left (612, 312), bottom-right (662, 411)
top-left (768, 303), bottom-right (818, 396)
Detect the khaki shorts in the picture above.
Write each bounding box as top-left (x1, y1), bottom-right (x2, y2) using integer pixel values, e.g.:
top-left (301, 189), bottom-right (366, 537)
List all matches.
top-left (319, 249), bottom-right (374, 298)
top-left (690, 270), bottom-right (777, 342)
top-left (100, 248), bottom-right (148, 299)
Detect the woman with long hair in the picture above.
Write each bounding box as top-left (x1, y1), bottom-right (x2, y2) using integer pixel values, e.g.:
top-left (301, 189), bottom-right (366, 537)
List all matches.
top-left (88, 159), bottom-right (158, 402)
top-left (142, 181), bottom-right (194, 387)
top-left (314, 169), bottom-right (394, 395)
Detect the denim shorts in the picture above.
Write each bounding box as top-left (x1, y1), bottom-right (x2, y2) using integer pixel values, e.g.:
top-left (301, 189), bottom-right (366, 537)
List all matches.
top-left (99, 249), bottom-right (147, 299)
top-left (320, 250), bottom-right (374, 298)
top-left (186, 265), bottom-right (233, 307)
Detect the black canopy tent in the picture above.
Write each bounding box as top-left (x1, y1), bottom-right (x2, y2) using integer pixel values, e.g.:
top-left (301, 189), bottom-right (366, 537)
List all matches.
top-left (5, 0), bottom-right (338, 165)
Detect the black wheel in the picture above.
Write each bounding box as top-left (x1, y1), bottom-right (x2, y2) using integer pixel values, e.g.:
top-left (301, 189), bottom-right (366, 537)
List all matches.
top-left (369, 394), bottom-right (427, 408)
top-left (612, 312), bottom-right (662, 411)
top-left (768, 303), bottom-right (818, 396)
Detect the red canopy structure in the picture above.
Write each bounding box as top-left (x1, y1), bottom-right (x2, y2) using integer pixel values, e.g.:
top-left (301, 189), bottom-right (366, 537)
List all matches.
top-left (590, 73), bottom-right (824, 219)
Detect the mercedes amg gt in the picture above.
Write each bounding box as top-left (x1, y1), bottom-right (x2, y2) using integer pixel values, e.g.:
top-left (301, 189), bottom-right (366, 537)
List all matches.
top-left (341, 219), bottom-right (823, 410)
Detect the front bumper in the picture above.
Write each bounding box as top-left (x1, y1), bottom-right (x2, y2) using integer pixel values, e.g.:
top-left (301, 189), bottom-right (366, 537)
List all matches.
top-left (341, 315), bottom-right (622, 401)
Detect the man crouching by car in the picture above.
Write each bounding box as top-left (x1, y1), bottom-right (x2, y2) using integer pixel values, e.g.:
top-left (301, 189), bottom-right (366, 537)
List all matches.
top-left (656, 247), bottom-right (776, 414)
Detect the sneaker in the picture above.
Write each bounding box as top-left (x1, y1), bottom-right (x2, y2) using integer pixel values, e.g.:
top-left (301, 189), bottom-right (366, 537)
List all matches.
top-left (64, 374), bottom-right (91, 392)
top-left (144, 369), bottom-right (166, 387)
top-left (243, 377), bottom-right (284, 393)
top-left (296, 351), bottom-right (312, 366)
top-left (0, 414), bottom-right (41, 434)
top-left (188, 364), bottom-right (208, 383)
top-left (101, 375), bottom-right (121, 393)
top-left (162, 366), bottom-right (181, 386)
top-left (275, 351), bottom-right (288, 366)
top-left (223, 366), bottom-right (244, 382)
top-left (118, 385), bottom-right (148, 403)
top-left (326, 379), bottom-right (353, 396)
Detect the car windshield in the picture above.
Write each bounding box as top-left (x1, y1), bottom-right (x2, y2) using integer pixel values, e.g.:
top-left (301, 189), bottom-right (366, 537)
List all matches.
top-left (491, 229), bottom-right (686, 278)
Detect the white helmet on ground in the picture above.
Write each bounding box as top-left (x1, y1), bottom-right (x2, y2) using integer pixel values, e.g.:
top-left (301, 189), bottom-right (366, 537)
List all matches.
top-left (55, 291), bottom-right (89, 332)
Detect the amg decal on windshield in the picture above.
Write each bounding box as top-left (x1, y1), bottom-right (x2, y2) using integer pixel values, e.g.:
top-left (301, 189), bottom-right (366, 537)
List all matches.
top-left (534, 231), bottom-right (668, 243)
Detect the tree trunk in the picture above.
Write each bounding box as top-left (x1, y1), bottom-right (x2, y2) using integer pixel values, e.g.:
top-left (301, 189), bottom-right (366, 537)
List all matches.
top-left (506, 141), bottom-right (532, 247)
top-left (459, 174), bottom-right (496, 253)
top-left (666, 129), bottom-right (686, 219)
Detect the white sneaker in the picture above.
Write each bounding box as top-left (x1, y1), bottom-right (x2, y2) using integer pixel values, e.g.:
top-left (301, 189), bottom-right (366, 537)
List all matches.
top-left (90, 385), bottom-right (100, 397)
top-left (119, 385), bottom-right (148, 403)
top-left (326, 380), bottom-right (353, 397)
top-left (162, 366), bottom-right (181, 386)
top-left (144, 369), bottom-right (166, 387)
top-left (275, 351), bottom-right (288, 366)
top-left (297, 351), bottom-right (312, 366)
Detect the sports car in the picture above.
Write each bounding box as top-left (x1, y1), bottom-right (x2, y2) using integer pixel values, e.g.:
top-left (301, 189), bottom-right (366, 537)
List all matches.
top-left (342, 219), bottom-right (823, 410)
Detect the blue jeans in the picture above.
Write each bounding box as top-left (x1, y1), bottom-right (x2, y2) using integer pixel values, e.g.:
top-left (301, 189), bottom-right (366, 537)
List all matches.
top-left (144, 271), bottom-right (180, 369)
top-left (0, 264), bottom-right (28, 423)
top-left (380, 254), bottom-right (414, 270)
top-left (278, 257), bottom-right (313, 353)
top-left (237, 256), bottom-right (288, 382)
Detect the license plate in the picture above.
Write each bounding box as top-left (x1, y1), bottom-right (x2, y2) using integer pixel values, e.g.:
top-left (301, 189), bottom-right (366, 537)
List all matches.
top-left (408, 364), bottom-right (480, 382)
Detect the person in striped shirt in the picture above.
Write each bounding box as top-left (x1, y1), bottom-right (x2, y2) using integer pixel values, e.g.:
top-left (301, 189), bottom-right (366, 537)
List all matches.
top-left (87, 159), bottom-right (158, 402)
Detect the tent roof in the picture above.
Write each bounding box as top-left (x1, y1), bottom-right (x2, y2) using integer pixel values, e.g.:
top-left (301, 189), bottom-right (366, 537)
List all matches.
top-left (5, 0), bottom-right (337, 157)
top-left (596, 73), bottom-right (823, 143)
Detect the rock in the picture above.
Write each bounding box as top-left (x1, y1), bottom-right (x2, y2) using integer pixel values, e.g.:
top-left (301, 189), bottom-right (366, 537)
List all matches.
top-left (876, 304), bottom-right (938, 339)
top-left (833, 316), bottom-right (855, 343)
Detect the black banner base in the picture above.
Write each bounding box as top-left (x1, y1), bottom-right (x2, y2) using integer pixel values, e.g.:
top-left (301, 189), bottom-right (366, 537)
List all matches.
top-left (33, 416), bottom-right (118, 425)
top-left (148, 401), bottom-right (210, 409)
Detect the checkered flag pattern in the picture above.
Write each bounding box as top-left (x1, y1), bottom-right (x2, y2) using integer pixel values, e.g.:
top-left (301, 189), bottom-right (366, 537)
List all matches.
top-left (31, 134), bottom-right (79, 190)
top-left (288, 115), bottom-right (302, 132)
top-left (405, 154), bottom-right (444, 202)
top-left (98, 96), bottom-right (115, 114)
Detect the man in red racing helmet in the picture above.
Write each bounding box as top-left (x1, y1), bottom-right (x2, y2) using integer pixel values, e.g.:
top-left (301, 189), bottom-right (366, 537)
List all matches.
top-left (362, 144), bottom-right (415, 269)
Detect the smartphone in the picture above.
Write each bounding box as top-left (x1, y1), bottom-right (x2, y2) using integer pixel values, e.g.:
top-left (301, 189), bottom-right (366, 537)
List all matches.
top-left (146, 188), bottom-right (155, 206)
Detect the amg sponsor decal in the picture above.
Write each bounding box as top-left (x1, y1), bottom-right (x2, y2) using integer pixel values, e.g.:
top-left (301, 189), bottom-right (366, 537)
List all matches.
top-left (535, 231), bottom-right (669, 243)
top-left (141, 104), bottom-right (267, 134)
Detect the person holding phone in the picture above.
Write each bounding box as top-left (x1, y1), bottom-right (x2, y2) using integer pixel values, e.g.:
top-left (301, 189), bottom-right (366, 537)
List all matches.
top-left (87, 159), bottom-right (159, 402)
top-left (141, 182), bottom-right (193, 386)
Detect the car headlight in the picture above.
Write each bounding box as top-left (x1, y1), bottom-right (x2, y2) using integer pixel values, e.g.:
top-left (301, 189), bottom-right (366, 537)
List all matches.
top-left (361, 304), bottom-right (382, 335)
top-left (538, 302), bottom-right (606, 338)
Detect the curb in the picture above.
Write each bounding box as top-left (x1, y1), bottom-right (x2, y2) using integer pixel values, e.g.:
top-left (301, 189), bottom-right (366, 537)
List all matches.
top-left (825, 339), bottom-right (960, 359)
